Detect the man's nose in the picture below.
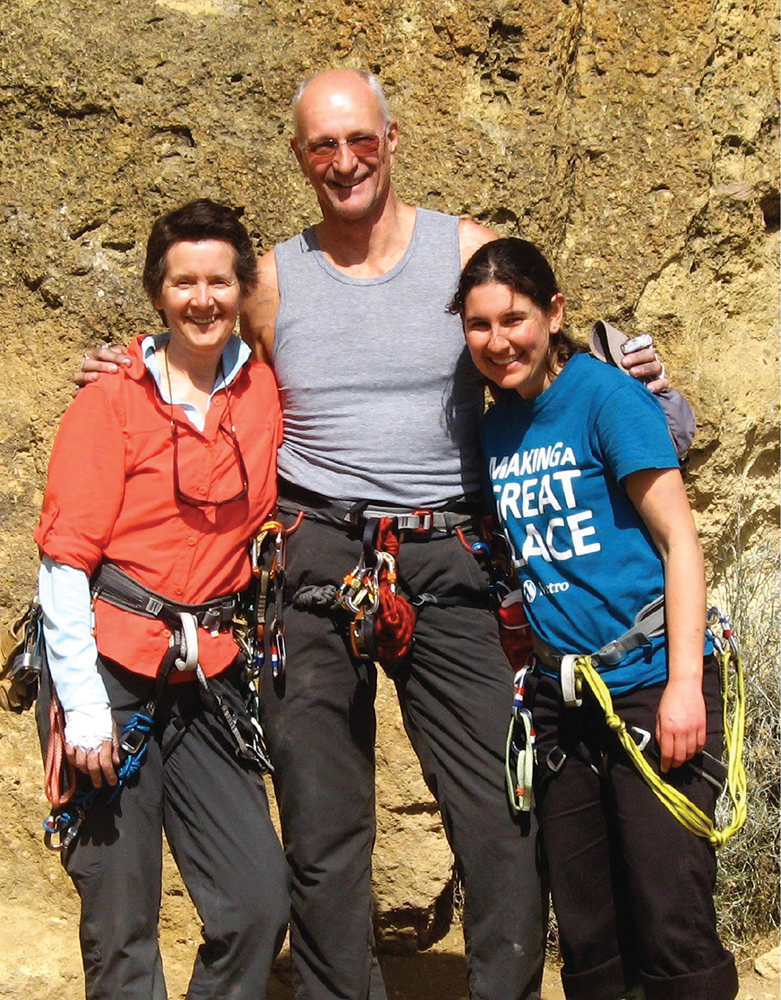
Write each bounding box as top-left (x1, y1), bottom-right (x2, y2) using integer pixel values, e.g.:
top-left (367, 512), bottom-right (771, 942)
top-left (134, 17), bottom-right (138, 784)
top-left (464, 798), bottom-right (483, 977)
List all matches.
top-left (331, 141), bottom-right (358, 171)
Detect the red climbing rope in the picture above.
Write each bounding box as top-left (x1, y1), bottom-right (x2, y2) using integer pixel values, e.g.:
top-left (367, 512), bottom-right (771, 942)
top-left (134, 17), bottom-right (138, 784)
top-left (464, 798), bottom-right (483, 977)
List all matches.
top-left (43, 695), bottom-right (77, 809)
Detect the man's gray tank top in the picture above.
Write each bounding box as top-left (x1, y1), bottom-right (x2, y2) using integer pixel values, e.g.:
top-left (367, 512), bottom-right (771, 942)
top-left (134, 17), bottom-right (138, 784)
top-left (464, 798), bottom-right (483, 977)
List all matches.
top-left (273, 209), bottom-right (484, 506)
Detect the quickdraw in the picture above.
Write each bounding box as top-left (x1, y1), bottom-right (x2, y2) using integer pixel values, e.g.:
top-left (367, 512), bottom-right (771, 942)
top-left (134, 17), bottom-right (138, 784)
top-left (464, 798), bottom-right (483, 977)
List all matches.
top-left (561, 607), bottom-right (747, 847)
top-left (505, 665), bottom-right (535, 813)
top-left (244, 513), bottom-right (304, 683)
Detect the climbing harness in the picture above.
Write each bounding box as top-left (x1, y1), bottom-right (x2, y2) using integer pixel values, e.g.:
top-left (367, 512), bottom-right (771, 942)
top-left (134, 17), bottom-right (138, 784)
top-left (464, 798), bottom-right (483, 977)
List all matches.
top-left (92, 562), bottom-right (239, 671)
top-left (42, 561), bottom-right (276, 850)
top-left (92, 563), bottom-right (273, 768)
top-left (532, 601), bottom-right (747, 846)
top-left (271, 483), bottom-right (485, 679)
top-left (0, 596), bottom-right (44, 712)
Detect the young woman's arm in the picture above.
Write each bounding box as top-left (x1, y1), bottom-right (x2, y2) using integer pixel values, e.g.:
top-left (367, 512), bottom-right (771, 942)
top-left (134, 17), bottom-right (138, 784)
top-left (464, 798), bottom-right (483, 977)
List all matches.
top-left (624, 468), bottom-right (707, 772)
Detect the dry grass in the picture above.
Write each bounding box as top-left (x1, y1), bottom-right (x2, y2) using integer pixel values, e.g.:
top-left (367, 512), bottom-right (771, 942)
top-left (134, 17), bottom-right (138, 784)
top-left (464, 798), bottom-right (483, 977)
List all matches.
top-left (712, 536), bottom-right (780, 961)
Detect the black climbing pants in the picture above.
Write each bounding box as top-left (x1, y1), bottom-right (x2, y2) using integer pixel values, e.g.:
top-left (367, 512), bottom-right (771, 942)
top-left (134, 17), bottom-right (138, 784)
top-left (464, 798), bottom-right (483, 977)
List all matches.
top-left (38, 656), bottom-right (290, 1000)
top-left (532, 657), bottom-right (738, 1000)
top-left (260, 513), bottom-right (546, 1000)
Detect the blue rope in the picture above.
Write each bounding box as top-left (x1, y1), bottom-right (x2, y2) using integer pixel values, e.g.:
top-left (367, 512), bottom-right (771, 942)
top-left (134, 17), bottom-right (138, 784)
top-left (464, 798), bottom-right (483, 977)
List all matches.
top-left (43, 712), bottom-right (154, 839)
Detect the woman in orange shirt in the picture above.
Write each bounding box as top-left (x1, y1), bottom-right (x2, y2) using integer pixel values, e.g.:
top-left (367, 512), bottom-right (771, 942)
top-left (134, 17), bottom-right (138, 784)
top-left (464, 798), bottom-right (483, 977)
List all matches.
top-left (35, 199), bottom-right (288, 1000)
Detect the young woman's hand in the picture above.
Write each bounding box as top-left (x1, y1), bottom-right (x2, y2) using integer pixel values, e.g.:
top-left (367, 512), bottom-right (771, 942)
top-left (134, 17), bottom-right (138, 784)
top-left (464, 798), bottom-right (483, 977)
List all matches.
top-left (655, 675), bottom-right (706, 772)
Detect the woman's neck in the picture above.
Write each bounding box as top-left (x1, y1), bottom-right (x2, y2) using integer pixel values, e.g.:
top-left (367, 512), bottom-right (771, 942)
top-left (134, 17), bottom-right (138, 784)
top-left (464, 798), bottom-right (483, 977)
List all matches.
top-left (158, 341), bottom-right (221, 417)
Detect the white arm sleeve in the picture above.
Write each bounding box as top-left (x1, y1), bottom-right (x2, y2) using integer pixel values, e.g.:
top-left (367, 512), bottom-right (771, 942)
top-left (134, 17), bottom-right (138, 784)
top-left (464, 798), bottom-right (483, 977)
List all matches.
top-left (38, 556), bottom-right (111, 715)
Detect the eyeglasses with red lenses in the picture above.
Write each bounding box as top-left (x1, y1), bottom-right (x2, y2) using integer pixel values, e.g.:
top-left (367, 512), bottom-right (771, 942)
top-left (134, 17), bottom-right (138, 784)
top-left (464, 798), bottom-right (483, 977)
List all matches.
top-left (298, 133), bottom-right (385, 163)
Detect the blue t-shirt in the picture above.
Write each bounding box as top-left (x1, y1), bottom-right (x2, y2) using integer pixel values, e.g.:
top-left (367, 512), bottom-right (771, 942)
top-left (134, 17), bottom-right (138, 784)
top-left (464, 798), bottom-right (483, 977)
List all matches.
top-left (482, 353), bottom-right (691, 694)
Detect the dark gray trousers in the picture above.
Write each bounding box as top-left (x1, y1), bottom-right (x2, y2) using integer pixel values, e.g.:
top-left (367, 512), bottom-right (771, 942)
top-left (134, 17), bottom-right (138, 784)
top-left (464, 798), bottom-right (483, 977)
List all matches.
top-left (260, 515), bottom-right (546, 1000)
top-left (38, 657), bottom-right (290, 1000)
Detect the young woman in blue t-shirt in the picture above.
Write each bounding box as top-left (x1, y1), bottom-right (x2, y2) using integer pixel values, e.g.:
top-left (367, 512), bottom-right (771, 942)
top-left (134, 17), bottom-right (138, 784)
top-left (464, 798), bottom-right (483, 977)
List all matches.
top-left (450, 238), bottom-right (737, 1000)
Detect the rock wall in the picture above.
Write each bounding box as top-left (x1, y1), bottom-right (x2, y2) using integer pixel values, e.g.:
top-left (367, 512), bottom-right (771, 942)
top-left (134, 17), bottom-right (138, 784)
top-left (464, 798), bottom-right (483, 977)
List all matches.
top-left (0, 0), bottom-right (778, 994)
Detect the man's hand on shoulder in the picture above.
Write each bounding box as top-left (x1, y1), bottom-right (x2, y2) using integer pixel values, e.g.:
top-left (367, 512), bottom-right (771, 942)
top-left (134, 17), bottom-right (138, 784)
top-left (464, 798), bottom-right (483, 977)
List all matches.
top-left (241, 249), bottom-right (279, 364)
top-left (621, 346), bottom-right (669, 394)
top-left (73, 345), bottom-right (131, 389)
top-left (457, 218), bottom-right (498, 269)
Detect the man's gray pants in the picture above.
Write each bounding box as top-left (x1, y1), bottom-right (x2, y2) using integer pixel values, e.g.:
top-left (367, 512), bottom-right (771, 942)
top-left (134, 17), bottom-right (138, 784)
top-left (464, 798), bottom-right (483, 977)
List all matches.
top-left (261, 514), bottom-right (546, 1000)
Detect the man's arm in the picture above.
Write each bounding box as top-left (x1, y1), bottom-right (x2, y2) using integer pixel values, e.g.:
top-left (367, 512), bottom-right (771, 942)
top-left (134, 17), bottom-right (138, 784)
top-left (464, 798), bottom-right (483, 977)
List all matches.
top-left (457, 218), bottom-right (498, 268)
top-left (240, 248), bottom-right (279, 363)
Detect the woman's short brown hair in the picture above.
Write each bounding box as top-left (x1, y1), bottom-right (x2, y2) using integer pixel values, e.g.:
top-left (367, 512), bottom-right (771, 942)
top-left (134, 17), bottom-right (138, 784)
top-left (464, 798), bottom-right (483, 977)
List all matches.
top-left (142, 199), bottom-right (257, 301)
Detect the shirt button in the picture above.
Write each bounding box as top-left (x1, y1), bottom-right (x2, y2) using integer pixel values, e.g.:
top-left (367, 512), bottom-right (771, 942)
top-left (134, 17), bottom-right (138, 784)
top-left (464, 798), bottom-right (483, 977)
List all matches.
top-left (175, 588), bottom-right (183, 596)
top-left (162, 628), bottom-right (171, 638)
top-left (198, 486), bottom-right (206, 494)
top-left (188, 538), bottom-right (196, 546)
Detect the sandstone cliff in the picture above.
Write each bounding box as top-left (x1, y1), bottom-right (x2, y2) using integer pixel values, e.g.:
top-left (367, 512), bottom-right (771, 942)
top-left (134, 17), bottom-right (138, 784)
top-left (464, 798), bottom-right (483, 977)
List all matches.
top-left (0, 0), bottom-right (778, 995)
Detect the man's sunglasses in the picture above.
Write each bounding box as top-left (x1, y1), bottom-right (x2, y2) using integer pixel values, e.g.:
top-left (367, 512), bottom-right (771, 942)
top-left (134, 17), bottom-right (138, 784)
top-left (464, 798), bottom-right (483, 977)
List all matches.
top-left (298, 132), bottom-right (385, 164)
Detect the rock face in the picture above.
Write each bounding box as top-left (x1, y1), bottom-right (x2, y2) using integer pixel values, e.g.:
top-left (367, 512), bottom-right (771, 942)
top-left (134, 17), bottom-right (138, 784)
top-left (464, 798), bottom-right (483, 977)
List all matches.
top-left (0, 0), bottom-right (777, 995)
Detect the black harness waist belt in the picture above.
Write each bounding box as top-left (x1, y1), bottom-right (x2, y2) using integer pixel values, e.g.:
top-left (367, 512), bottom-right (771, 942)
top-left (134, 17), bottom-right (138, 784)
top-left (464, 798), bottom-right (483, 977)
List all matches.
top-left (91, 563), bottom-right (238, 633)
top-left (277, 478), bottom-right (482, 533)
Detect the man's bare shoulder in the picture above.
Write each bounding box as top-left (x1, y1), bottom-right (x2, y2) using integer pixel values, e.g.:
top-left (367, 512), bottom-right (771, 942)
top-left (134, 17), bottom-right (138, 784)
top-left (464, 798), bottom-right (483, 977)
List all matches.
top-left (457, 218), bottom-right (499, 268)
top-left (241, 248), bottom-right (279, 363)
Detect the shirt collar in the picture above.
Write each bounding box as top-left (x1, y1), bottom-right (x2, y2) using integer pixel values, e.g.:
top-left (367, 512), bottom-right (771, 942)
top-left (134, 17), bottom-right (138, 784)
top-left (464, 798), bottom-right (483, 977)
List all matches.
top-left (141, 332), bottom-right (251, 404)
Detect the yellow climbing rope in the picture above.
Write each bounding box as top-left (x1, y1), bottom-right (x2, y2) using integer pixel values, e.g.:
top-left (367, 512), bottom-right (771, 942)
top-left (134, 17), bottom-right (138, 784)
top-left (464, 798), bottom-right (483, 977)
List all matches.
top-left (574, 611), bottom-right (747, 847)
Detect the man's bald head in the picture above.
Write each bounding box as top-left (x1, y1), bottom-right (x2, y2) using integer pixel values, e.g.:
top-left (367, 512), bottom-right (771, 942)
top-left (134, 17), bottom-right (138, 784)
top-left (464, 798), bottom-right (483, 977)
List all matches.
top-left (292, 69), bottom-right (391, 141)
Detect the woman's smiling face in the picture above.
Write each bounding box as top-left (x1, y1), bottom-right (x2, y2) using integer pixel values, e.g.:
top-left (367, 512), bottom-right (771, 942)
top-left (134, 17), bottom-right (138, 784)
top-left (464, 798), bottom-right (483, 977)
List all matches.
top-left (154, 239), bottom-right (242, 359)
top-left (463, 281), bottom-right (565, 399)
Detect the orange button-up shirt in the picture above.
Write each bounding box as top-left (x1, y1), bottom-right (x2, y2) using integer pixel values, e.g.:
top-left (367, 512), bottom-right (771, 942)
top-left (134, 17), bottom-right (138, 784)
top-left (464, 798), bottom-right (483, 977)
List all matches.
top-left (35, 335), bottom-right (282, 678)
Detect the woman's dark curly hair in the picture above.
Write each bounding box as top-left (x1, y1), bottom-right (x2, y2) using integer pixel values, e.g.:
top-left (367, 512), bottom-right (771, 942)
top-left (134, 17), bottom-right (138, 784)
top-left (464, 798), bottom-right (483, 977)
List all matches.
top-left (142, 199), bottom-right (257, 302)
top-left (449, 237), bottom-right (584, 377)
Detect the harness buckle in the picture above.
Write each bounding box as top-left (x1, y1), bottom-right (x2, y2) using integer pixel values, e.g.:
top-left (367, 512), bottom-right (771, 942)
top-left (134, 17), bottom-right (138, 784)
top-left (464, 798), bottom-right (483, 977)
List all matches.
top-left (201, 606), bottom-right (221, 632)
top-left (145, 597), bottom-right (164, 617)
top-left (630, 726), bottom-right (652, 752)
top-left (121, 725), bottom-right (149, 756)
top-left (595, 640), bottom-right (624, 666)
top-left (396, 509), bottom-right (433, 532)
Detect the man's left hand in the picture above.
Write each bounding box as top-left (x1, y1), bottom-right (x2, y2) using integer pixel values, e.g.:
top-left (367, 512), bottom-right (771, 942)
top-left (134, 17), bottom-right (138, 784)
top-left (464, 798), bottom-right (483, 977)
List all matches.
top-left (621, 345), bottom-right (668, 394)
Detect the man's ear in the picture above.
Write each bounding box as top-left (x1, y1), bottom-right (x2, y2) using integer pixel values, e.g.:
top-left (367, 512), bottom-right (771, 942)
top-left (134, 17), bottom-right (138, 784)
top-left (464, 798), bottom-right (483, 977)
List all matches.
top-left (386, 119), bottom-right (399, 160)
top-left (290, 136), bottom-right (307, 173)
